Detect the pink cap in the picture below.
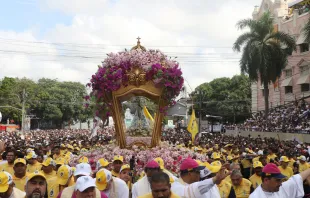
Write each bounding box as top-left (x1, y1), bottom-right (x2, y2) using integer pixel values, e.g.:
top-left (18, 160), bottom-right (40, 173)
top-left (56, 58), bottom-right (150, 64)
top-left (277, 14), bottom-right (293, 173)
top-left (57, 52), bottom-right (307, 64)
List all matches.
top-left (146, 160), bottom-right (160, 168)
top-left (180, 157), bottom-right (204, 171)
top-left (262, 163), bottom-right (286, 179)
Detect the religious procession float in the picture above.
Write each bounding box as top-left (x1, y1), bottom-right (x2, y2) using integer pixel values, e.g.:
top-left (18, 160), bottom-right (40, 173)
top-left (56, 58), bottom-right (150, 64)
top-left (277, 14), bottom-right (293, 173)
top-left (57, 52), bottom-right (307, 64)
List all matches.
top-left (70, 39), bottom-right (207, 175)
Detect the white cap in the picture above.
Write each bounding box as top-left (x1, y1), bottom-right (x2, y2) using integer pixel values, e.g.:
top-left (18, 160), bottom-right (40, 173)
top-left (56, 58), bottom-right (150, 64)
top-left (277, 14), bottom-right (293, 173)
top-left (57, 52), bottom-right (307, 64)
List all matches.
top-left (299, 155), bottom-right (307, 161)
top-left (75, 176), bottom-right (96, 192)
top-left (297, 144), bottom-right (301, 148)
top-left (200, 168), bottom-right (211, 178)
top-left (257, 150), bottom-right (264, 155)
top-left (74, 163), bottom-right (92, 176)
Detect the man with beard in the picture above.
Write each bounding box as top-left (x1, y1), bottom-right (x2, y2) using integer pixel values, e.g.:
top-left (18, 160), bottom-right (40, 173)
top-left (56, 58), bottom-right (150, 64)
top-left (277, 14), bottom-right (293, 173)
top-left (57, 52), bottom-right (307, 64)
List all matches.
top-left (250, 163), bottom-right (310, 198)
top-left (0, 149), bottom-right (16, 175)
top-left (138, 172), bottom-right (180, 198)
top-left (12, 158), bottom-right (29, 191)
top-left (0, 171), bottom-right (26, 198)
top-left (25, 171), bottom-right (47, 198)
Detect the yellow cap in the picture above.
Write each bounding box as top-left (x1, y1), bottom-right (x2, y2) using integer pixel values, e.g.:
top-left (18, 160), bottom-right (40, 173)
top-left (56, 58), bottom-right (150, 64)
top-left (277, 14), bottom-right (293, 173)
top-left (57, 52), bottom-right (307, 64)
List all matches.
top-left (227, 156), bottom-right (233, 161)
top-left (42, 157), bottom-right (56, 167)
top-left (120, 164), bottom-right (130, 173)
top-left (14, 158), bottom-right (26, 166)
top-left (78, 156), bottom-right (89, 164)
top-left (253, 161), bottom-right (263, 168)
top-left (195, 160), bottom-right (204, 166)
top-left (27, 171), bottom-right (46, 183)
top-left (97, 158), bottom-right (109, 169)
top-left (211, 152), bottom-right (221, 159)
top-left (56, 165), bottom-right (72, 185)
top-left (154, 157), bottom-right (164, 169)
top-left (280, 156), bottom-right (290, 163)
top-left (96, 169), bottom-right (112, 191)
top-left (80, 148), bottom-right (88, 152)
top-left (0, 172), bottom-right (13, 193)
top-left (55, 158), bottom-right (65, 165)
top-left (75, 147), bottom-right (80, 151)
top-left (60, 144), bottom-right (66, 148)
top-left (211, 161), bottom-right (222, 167)
top-left (113, 155), bottom-right (124, 162)
top-left (204, 162), bottom-right (221, 174)
top-left (25, 151), bottom-right (37, 160)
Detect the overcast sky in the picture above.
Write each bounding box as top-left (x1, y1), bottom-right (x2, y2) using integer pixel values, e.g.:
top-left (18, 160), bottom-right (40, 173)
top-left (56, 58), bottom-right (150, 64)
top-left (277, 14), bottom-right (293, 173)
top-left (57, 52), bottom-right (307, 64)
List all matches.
top-left (0, 0), bottom-right (262, 91)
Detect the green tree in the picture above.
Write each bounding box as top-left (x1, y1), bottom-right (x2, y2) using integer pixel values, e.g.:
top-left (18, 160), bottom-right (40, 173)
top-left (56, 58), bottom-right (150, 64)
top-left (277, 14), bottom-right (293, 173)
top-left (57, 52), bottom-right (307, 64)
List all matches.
top-left (233, 12), bottom-right (296, 118)
top-left (191, 75), bottom-right (251, 123)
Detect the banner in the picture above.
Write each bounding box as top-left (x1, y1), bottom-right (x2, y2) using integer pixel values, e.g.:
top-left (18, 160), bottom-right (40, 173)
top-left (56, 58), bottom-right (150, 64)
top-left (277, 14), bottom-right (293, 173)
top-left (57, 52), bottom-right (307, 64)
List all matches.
top-left (0, 112), bottom-right (2, 123)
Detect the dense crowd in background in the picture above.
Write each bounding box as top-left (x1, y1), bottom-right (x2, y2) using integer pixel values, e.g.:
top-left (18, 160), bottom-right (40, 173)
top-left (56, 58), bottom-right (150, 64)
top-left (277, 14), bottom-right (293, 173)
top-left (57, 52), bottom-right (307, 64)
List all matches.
top-left (227, 99), bottom-right (310, 133)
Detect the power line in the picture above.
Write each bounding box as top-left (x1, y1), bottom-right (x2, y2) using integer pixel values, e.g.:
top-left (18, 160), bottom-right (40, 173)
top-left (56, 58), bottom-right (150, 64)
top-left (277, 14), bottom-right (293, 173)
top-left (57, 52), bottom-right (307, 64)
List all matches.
top-left (0, 37), bottom-right (233, 49)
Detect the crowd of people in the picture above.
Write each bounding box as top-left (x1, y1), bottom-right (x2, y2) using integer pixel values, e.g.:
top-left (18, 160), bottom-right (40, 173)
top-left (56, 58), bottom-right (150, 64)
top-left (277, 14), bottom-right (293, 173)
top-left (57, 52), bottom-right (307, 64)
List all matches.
top-left (0, 127), bottom-right (310, 197)
top-left (227, 99), bottom-right (310, 133)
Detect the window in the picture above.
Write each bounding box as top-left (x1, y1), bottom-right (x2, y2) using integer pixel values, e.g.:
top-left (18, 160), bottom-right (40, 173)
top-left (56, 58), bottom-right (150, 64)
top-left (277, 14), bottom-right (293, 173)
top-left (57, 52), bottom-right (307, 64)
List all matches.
top-left (300, 43), bottom-right (309, 53)
top-left (285, 69), bottom-right (292, 77)
top-left (285, 86), bottom-right (293, 94)
top-left (301, 84), bottom-right (310, 92)
top-left (301, 66), bottom-right (309, 75)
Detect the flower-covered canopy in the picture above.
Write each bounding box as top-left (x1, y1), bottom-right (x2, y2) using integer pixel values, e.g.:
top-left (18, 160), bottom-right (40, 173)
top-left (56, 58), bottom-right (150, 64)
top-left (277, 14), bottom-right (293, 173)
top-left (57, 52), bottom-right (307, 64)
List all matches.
top-left (86, 39), bottom-right (184, 148)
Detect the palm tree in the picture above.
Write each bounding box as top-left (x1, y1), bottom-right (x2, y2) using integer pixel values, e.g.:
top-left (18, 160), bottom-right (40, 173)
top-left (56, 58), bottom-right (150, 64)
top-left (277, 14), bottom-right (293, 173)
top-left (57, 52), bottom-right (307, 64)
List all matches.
top-left (302, 17), bottom-right (310, 43)
top-left (233, 12), bottom-right (296, 118)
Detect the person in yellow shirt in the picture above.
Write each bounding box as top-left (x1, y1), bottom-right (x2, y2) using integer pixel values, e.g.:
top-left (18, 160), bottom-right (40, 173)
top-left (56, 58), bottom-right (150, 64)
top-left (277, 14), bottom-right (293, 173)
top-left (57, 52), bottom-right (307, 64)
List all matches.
top-left (278, 156), bottom-right (293, 180)
top-left (1, 150), bottom-right (16, 176)
top-left (96, 158), bottom-right (110, 172)
top-left (231, 169), bottom-right (254, 198)
top-left (252, 150), bottom-right (263, 163)
top-left (249, 161), bottom-right (263, 189)
top-left (111, 155), bottom-right (123, 177)
top-left (288, 154), bottom-right (295, 169)
top-left (26, 151), bottom-right (42, 173)
top-left (41, 157), bottom-right (56, 180)
top-left (52, 145), bottom-right (61, 160)
top-left (241, 155), bottom-right (252, 179)
top-left (57, 165), bottom-right (75, 192)
top-left (267, 148), bottom-right (277, 163)
top-left (138, 172), bottom-right (180, 198)
top-left (0, 171), bottom-right (26, 197)
top-left (298, 155), bottom-right (310, 172)
top-left (12, 158), bottom-right (29, 191)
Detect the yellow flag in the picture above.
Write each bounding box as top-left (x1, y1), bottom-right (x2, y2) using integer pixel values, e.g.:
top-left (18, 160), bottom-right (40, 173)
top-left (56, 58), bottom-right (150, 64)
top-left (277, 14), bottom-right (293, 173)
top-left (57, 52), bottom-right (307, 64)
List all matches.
top-left (187, 109), bottom-right (198, 142)
top-left (143, 106), bottom-right (154, 122)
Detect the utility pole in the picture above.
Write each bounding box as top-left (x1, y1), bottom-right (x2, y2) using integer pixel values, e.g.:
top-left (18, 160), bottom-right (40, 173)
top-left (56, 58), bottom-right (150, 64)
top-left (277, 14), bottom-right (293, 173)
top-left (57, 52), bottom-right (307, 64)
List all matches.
top-left (21, 89), bottom-right (25, 133)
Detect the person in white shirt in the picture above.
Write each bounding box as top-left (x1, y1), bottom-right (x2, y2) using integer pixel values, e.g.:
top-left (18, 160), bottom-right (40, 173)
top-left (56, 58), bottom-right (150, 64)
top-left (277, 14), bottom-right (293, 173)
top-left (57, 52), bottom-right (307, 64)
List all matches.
top-left (132, 160), bottom-right (161, 198)
top-left (74, 176), bottom-right (97, 198)
top-left (171, 157), bottom-right (229, 198)
top-left (250, 163), bottom-right (310, 198)
top-left (96, 168), bottom-right (129, 198)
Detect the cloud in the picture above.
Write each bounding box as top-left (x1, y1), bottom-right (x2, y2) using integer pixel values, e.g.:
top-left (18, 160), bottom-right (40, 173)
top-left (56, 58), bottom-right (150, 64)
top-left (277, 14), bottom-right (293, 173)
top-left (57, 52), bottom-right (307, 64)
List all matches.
top-left (0, 0), bottom-right (262, 90)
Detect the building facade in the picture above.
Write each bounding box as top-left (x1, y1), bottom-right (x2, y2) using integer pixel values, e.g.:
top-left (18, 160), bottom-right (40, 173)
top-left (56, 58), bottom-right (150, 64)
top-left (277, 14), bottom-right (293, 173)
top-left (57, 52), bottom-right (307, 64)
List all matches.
top-left (251, 0), bottom-right (310, 112)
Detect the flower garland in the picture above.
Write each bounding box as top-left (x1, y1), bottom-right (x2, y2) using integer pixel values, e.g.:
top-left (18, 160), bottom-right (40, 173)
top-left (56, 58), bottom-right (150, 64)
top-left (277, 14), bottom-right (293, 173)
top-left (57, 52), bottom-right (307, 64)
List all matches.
top-left (69, 141), bottom-right (208, 176)
top-left (86, 49), bottom-right (184, 114)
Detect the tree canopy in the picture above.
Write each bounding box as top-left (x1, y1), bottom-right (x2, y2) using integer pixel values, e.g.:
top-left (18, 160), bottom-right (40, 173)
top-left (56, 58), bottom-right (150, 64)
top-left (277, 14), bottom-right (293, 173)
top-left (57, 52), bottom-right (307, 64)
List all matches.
top-left (191, 74), bottom-right (251, 123)
top-left (0, 77), bottom-right (92, 129)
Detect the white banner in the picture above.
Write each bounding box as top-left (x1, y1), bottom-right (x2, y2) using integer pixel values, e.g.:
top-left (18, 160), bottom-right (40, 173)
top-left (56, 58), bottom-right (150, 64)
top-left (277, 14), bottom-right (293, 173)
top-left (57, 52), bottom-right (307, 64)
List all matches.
top-left (0, 112), bottom-right (2, 123)
top-left (24, 117), bottom-right (31, 131)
